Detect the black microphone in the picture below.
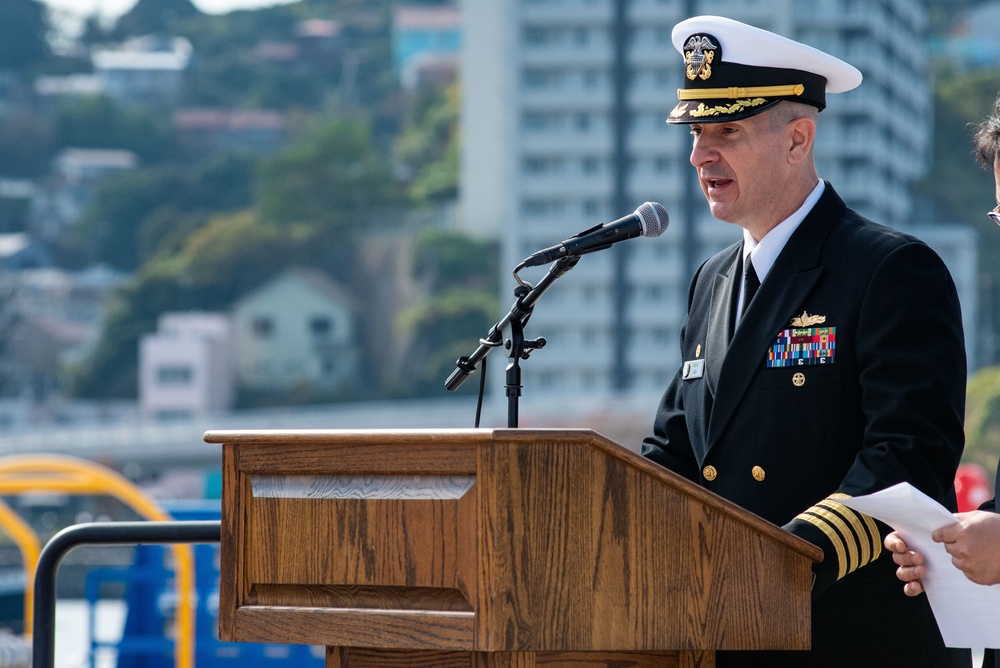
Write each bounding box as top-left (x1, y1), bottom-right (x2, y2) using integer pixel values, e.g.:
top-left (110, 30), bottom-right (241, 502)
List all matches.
top-left (520, 202), bottom-right (669, 268)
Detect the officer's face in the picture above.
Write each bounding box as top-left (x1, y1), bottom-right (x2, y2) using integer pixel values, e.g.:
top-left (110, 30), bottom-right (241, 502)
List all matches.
top-left (688, 110), bottom-right (802, 239)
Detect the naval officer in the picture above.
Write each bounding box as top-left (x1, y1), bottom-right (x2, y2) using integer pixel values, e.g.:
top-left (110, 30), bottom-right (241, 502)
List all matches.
top-left (641, 15), bottom-right (969, 667)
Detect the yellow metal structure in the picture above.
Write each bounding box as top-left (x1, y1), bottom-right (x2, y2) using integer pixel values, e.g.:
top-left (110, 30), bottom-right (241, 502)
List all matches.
top-left (0, 454), bottom-right (195, 668)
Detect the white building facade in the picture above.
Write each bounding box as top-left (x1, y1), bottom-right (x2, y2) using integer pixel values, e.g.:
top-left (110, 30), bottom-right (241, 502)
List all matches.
top-left (232, 270), bottom-right (359, 395)
top-left (139, 312), bottom-right (234, 421)
top-left (460, 0), bottom-right (973, 402)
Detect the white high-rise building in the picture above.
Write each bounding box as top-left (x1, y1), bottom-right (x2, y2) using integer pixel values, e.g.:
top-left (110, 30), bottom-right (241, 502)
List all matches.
top-left (461, 0), bottom-right (962, 403)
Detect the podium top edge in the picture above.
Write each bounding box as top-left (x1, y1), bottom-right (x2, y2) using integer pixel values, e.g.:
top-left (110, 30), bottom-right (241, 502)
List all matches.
top-left (202, 427), bottom-right (601, 444)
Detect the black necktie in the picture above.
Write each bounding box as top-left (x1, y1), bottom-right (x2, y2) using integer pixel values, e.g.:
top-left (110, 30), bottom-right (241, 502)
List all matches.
top-left (741, 255), bottom-right (760, 318)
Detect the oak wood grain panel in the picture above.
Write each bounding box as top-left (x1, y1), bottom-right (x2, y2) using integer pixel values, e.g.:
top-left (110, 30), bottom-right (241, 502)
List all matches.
top-left (324, 649), bottom-right (697, 668)
top-left (497, 429), bottom-right (820, 562)
top-left (328, 647), bottom-right (473, 668)
top-left (247, 584), bottom-right (473, 611)
top-left (212, 429), bottom-right (815, 658)
top-left (679, 650), bottom-right (716, 668)
top-left (218, 444), bottom-right (240, 641)
top-left (535, 651), bottom-right (687, 667)
top-left (233, 606), bottom-right (474, 649)
top-left (474, 653), bottom-right (536, 668)
top-left (478, 432), bottom-right (813, 652)
top-left (205, 429), bottom-right (495, 446)
top-left (245, 492), bottom-right (476, 594)
top-left (204, 430), bottom-right (489, 475)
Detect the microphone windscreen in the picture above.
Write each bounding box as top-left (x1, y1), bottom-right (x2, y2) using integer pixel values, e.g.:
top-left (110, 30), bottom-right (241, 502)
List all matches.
top-left (636, 202), bottom-right (669, 237)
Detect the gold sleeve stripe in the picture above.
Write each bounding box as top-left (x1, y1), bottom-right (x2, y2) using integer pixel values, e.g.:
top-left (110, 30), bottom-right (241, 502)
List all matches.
top-left (817, 499), bottom-right (874, 568)
top-left (864, 512), bottom-right (882, 561)
top-left (804, 506), bottom-right (859, 576)
top-left (677, 83), bottom-right (805, 100)
top-left (830, 493), bottom-right (883, 563)
top-left (794, 510), bottom-right (849, 580)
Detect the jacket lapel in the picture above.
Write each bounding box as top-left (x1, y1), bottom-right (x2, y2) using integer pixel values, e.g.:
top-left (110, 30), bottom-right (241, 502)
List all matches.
top-left (705, 183), bottom-right (845, 450)
top-left (705, 248), bottom-right (740, 396)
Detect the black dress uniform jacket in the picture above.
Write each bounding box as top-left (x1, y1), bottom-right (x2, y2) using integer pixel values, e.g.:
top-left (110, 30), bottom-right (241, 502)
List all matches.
top-left (642, 183), bottom-right (969, 667)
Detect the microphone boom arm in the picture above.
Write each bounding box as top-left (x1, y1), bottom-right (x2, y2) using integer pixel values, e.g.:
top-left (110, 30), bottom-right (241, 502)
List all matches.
top-left (444, 254), bottom-right (581, 392)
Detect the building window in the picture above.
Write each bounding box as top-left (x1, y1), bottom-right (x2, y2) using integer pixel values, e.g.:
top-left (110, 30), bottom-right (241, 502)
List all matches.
top-left (525, 157), bottom-right (547, 173)
top-left (523, 26), bottom-right (560, 47)
top-left (157, 365), bottom-right (192, 385)
top-left (155, 409), bottom-right (193, 422)
top-left (310, 316), bottom-right (332, 337)
top-left (252, 317), bottom-right (273, 337)
top-left (524, 111), bottom-right (558, 130)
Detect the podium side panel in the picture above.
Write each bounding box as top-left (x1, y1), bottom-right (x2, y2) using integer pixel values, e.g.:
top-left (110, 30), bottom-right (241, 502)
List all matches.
top-left (478, 435), bottom-right (813, 651)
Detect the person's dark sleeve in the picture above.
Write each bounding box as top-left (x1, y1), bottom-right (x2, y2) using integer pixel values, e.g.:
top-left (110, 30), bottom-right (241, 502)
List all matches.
top-left (640, 264), bottom-right (703, 482)
top-left (641, 369), bottom-right (699, 481)
top-left (783, 242), bottom-right (967, 595)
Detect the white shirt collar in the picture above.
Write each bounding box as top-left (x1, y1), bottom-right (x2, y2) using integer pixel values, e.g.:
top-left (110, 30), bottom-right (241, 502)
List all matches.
top-left (736, 180), bottom-right (825, 320)
top-left (742, 180), bottom-right (826, 283)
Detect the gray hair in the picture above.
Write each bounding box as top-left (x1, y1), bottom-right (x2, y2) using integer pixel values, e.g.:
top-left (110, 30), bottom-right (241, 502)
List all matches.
top-left (973, 94), bottom-right (1000, 169)
top-left (767, 100), bottom-right (819, 129)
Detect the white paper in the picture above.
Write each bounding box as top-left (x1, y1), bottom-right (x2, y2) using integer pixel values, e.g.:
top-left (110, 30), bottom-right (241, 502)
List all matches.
top-left (837, 482), bottom-right (1000, 649)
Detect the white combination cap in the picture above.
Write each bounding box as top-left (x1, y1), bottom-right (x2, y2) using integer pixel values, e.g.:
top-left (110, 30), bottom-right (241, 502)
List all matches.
top-left (668, 15), bottom-right (862, 124)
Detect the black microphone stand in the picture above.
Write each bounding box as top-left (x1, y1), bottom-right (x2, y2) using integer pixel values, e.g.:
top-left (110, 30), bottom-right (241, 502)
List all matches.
top-left (445, 254), bottom-right (581, 427)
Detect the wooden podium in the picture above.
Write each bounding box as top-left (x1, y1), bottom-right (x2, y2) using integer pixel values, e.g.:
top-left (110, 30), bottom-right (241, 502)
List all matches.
top-left (204, 428), bottom-right (822, 668)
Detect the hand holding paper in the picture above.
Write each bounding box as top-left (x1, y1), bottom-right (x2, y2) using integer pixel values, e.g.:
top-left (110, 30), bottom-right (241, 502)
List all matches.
top-left (837, 483), bottom-right (1000, 649)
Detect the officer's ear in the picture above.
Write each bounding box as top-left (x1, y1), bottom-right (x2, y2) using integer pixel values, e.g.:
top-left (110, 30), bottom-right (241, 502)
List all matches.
top-left (787, 116), bottom-right (816, 165)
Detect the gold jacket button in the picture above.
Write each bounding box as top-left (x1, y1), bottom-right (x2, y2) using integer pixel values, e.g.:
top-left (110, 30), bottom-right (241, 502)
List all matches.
top-left (792, 372), bottom-right (805, 387)
top-left (751, 466), bottom-right (765, 482)
top-left (702, 465), bottom-right (717, 481)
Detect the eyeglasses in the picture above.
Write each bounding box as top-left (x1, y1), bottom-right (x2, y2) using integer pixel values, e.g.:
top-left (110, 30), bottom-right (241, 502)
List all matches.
top-left (990, 204), bottom-right (1000, 227)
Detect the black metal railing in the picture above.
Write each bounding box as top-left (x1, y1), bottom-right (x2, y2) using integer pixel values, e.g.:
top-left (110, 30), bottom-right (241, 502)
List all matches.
top-left (32, 520), bottom-right (221, 668)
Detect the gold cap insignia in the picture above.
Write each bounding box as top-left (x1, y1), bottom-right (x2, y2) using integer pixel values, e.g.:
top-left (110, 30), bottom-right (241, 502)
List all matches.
top-left (790, 311), bottom-right (827, 327)
top-left (684, 35), bottom-right (717, 81)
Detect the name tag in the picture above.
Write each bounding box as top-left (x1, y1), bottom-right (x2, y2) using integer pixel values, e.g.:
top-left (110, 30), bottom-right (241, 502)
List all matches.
top-left (682, 359), bottom-right (705, 380)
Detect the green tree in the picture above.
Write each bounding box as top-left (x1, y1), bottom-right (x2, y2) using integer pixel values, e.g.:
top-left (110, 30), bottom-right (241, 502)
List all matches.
top-left (69, 211), bottom-right (315, 398)
top-left (115, 0), bottom-right (201, 37)
top-left (257, 119), bottom-right (404, 236)
top-left (70, 151), bottom-right (257, 271)
top-left (918, 68), bottom-right (1000, 366)
top-left (54, 95), bottom-right (177, 164)
top-left (391, 231), bottom-right (500, 396)
top-left (0, 0), bottom-right (48, 71)
top-left (964, 365), bottom-right (1000, 482)
top-left (394, 83), bottom-right (460, 206)
top-left (0, 112), bottom-right (55, 177)
top-left (395, 290), bottom-right (499, 397)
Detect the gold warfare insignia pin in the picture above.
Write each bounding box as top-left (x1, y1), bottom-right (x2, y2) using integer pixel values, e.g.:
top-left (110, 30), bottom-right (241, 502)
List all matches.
top-left (790, 311), bottom-right (827, 327)
top-left (684, 35), bottom-right (717, 81)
